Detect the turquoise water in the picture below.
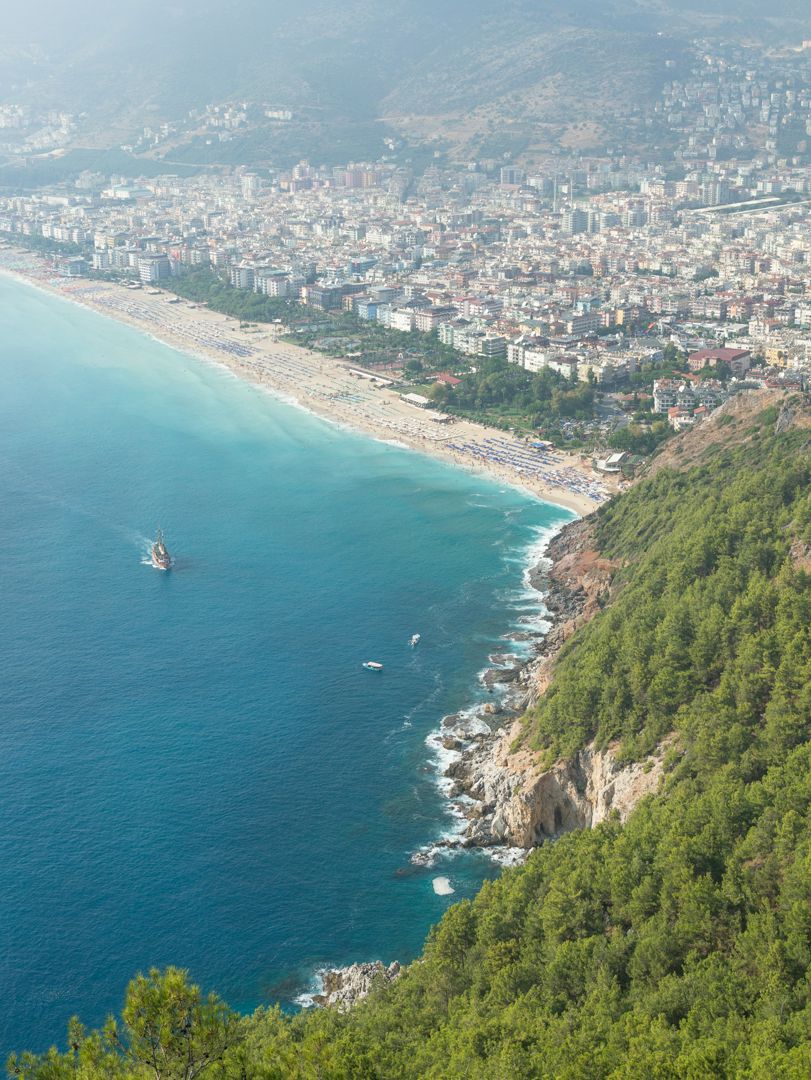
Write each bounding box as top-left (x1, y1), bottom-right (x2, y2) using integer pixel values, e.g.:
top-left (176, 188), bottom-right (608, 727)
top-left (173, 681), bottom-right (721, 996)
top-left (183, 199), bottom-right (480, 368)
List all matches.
top-left (0, 275), bottom-right (571, 1052)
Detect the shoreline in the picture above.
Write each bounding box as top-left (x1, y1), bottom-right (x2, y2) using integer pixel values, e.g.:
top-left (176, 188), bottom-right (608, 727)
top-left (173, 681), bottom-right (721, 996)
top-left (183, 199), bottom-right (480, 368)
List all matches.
top-left (415, 515), bottom-right (599, 865)
top-left (0, 253), bottom-right (617, 517)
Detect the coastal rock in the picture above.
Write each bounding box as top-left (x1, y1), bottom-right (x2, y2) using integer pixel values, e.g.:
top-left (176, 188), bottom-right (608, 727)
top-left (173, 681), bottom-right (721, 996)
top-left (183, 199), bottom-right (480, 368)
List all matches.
top-left (521, 520), bottom-right (618, 708)
top-left (489, 652), bottom-right (521, 667)
top-left (451, 721), bottom-right (670, 848)
top-left (526, 561), bottom-right (551, 594)
top-left (443, 713), bottom-right (493, 741)
top-left (314, 961), bottom-right (401, 1010)
top-left (482, 665), bottom-right (522, 688)
top-left (410, 850), bottom-right (435, 866)
top-left (444, 756), bottom-right (469, 781)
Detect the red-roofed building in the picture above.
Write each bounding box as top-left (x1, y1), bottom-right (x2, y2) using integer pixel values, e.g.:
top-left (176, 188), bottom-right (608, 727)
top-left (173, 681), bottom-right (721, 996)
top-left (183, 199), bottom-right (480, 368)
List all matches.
top-left (668, 406), bottom-right (696, 431)
top-left (688, 348), bottom-right (751, 375)
top-left (435, 373), bottom-right (462, 386)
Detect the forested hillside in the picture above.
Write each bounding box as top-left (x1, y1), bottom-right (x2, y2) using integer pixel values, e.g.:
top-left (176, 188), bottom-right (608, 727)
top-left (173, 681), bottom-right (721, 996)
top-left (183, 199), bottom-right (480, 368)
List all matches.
top-left (11, 397), bottom-right (811, 1078)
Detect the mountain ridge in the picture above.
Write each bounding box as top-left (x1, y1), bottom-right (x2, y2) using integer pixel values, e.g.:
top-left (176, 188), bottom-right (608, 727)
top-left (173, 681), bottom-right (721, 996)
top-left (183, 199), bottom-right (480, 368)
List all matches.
top-left (3, 0), bottom-right (811, 161)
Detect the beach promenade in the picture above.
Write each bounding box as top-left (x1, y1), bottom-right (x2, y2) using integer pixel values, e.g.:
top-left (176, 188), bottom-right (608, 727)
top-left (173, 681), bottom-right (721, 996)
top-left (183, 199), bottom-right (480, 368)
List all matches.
top-left (0, 254), bottom-right (617, 515)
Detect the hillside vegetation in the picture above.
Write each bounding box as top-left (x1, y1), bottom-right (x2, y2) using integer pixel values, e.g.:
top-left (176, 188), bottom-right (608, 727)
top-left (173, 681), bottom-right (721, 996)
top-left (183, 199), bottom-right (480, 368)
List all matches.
top-left (523, 396), bottom-right (811, 764)
top-left (11, 397), bottom-right (811, 1078)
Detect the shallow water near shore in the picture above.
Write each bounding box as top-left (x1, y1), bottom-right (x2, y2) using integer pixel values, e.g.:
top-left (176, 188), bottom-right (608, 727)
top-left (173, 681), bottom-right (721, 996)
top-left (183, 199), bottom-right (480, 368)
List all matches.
top-left (0, 274), bottom-right (572, 1051)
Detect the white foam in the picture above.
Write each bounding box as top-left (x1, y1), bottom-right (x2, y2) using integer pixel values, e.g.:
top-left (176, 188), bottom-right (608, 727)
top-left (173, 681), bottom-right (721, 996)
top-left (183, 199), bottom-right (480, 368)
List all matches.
top-left (425, 707), bottom-right (493, 799)
top-left (454, 714), bottom-right (492, 739)
top-left (432, 876), bottom-right (455, 895)
top-left (487, 847), bottom-right (529, 868)
top-left (520, 520), bottom-right (570, 589)
top-left (294, 991), bottom-right (318, 1009)
top-left (410, 847), bottom-right (437, 867)
top-left (510, 613), bottom-right (552, 638)
top-left (293, 970), bottom-right (325, 1009)
top-left (424, 731), bottom-right (463, 796)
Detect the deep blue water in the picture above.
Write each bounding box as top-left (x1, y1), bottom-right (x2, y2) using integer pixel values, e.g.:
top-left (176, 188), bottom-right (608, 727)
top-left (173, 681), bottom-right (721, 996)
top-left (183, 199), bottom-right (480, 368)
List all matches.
top-left (0, 274), bottom-right (572, 1052)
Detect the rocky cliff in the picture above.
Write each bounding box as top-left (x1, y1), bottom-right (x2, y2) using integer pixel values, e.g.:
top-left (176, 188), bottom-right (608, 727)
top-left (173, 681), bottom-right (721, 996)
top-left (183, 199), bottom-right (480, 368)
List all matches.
top-left (439, 514), bottom-right (666, 852)
top-left (451, 722), bottom-right (667, 848)
top-left (314, 962), bottom-right (401, 1010)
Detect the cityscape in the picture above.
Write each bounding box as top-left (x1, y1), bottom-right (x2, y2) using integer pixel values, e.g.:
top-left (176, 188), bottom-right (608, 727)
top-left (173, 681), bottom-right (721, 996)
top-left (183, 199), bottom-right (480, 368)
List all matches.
top-left (3, 37), bottom-right (811, 470)
top-left (4, 3), bottom-right (811, 1076)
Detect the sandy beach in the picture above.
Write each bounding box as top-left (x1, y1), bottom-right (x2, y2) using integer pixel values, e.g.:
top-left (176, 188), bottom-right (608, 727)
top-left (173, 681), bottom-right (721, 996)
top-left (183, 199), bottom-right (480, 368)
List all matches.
top-left (0, 252), bottom-right (617, 515)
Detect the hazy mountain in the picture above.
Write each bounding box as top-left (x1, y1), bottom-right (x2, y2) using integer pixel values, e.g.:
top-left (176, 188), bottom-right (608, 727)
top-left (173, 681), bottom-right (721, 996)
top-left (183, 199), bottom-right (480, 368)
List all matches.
top-left (2, 0), bottom-right (810, 162)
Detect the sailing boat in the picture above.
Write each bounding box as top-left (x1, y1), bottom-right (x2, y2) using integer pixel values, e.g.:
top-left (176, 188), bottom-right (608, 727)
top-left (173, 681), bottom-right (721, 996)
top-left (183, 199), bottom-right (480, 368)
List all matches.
top-left (150, 529), bottom-right (171, 570)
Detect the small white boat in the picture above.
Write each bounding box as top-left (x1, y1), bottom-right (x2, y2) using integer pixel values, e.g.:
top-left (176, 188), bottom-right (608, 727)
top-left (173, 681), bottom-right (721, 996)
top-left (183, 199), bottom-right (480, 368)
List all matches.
top-left (363, 661), bottom-right (384, 671)
top-left (409, 634), bottom-right (421, 647)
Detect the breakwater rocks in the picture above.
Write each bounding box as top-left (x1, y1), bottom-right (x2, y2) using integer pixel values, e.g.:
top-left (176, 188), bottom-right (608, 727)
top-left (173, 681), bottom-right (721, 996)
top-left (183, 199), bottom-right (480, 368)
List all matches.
top-left (432, 516), bottom-right (665, 854)
top-left (313, 962), bottom-right (402, 1010)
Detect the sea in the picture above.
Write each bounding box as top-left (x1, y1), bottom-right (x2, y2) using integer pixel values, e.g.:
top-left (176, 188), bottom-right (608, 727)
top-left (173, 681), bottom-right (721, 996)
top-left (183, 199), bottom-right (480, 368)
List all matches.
top-left (0, 272), bottom-right (572, 1052)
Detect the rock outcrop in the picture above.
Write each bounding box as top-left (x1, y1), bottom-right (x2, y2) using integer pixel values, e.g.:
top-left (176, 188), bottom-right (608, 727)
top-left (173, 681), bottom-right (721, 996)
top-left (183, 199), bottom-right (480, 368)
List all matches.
top-left (790, 537), bottom-right (811, 573)
top-left (314, 962), bottom-right (401, 1010)
top-left (452, 721), bottom-right (668, 848)
top-left (437, 514), bottom-right (670, 852)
